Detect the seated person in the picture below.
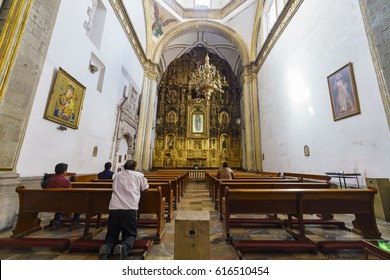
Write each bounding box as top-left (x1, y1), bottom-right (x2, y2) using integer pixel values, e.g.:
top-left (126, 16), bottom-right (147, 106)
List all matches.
top-left (98, 162), bottom-right (115, 179)
top-left (44, 162), bottom-right (84, 231)
top-left (216, 161), bottom-right (235, 179)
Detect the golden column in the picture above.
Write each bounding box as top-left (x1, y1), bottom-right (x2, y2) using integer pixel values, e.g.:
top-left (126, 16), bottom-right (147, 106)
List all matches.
top-left (134, 61), bottom-right (160, 170)
top-left (241, 63), bottom-right (262, 171)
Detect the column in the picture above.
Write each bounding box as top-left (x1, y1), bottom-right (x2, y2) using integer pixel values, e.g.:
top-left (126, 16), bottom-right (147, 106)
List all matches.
top-left (241, 63), bottom-right (262, 171)
top-left (0, 0), bottom-right (61, 231)
top-left (134, 61), bottom-right (160, 170)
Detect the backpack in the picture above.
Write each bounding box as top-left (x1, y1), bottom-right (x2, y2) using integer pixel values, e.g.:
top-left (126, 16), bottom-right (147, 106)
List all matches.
top-left (41, 173), bottom-right (53, 188)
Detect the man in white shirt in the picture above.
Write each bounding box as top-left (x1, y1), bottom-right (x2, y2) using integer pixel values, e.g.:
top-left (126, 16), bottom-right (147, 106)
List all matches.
top-left (99, 160), bottom-right (149, 260)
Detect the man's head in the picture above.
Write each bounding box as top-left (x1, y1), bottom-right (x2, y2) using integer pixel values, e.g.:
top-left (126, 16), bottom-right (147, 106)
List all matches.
top-left (104, 162), bottom-right (112, 170)
top-left (124, 160), bottom-right (137, 170)
top-left (223, 162), bottom-right (228, 167)
top-left (55, 163), bottom-right (68, 175)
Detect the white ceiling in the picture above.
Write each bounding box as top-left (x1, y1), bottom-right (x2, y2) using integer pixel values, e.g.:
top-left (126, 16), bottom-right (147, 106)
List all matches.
top-left (121, 0), bottom-right (259, 75)
top-left (156, 0), bottom-right (257, 75)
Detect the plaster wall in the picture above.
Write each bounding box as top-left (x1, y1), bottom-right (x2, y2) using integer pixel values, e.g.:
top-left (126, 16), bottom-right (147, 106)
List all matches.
top-left (16, 0), bottom-right (144, 177)
top-left (123, 0), bottom-right (147, 54)
top-left (224, 1), bottom-right (257, 51)
top-left (258, 0), bottom-right (390, 185)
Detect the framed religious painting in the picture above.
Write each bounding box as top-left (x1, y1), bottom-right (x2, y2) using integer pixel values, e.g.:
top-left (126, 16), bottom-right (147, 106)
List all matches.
top-left (327, 62), bottom-right (361, 121)
top-left (192, 113), bottom-right (204, 134)
top-left (44, 68), bottom-right (86, 129)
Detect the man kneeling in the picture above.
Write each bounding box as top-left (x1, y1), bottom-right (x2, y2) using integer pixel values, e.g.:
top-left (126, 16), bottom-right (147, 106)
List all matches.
top-left (99, 160), bottom-right (149, 260)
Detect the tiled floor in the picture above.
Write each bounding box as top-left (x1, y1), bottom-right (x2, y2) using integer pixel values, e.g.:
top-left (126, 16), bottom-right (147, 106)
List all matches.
top-left (1, 181), bottom-right (389, 260)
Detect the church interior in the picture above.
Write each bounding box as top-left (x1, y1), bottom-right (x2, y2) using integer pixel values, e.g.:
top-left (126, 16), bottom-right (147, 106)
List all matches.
top-left (0, 0), bottom-right (390, 260)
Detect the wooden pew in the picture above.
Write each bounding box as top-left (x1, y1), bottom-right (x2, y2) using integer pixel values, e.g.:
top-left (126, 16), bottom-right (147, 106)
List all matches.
top-left (283, 172), bottom-right (331, 182)
top-left (12, 186), bottom-right (166, 243)
top-left (72, 181), bottom-right (174, 221)
top-left (144, 171), bottom-right (189, 194)
top-left (144, 175), bottom-right (181, 204)
top-left (257, 171), bottom-right (282, 177)
top-left (72, 174), bottom-right (98, 182)
top-left (217, 181), bottom-right (331, 215)
top-left (211, 177), bottom-right (302, 205)
top-left (222, 187), bottom-right (381, 242)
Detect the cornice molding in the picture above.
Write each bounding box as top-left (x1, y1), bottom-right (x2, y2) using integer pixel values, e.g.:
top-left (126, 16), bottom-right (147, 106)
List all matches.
top-left (109, 0), bottom-right (160, 76)
top-left (162, 0), bottom-right (248, 19)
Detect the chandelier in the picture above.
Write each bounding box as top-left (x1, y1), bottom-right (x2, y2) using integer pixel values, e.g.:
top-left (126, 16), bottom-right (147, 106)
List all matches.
top-left (188, 53), bottom-right (228, 99)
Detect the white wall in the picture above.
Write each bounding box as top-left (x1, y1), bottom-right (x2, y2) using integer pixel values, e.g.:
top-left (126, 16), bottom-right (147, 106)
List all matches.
top-left (258, 0), bottom-right (390, 185)
top-left (225, 1), bottom-right (257, 50)
top-left (123, 0), bottom-right (147, 54)
top-left (17, 0), bottom-right (144, 176)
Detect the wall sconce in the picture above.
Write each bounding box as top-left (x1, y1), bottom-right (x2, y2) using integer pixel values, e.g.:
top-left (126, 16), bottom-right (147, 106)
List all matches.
top-left (236, 118), bottom-right (241, 125)
top-left (89, 62), bottom-right (99, 73)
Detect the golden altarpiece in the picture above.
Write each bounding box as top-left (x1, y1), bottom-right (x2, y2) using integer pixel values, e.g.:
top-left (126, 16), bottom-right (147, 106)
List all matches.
top-left (153, 47), bottom-right (242, 168)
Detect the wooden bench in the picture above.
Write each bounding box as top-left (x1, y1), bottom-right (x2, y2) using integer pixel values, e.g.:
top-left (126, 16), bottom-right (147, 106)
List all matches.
top-left (144, 174), bottom-right (185, 200)
top-left (283, 172), bottom-right (331, 182)
top-left (212, 177), bottom-right (302, 206)
top-left (144, 171), bottom-right (188, 192)
top-left (222, 187), bottom-right (381, 242)
top-left (257, 171), bottom-right (282, 177)
top-left (72, 181), bottom-right (174, 221)
top-left (72, 174), bottom-right (98, 182)
top-left (217, 181), bottom-right (331, 216)
top-left (12, 186), bottom-right (166, 243)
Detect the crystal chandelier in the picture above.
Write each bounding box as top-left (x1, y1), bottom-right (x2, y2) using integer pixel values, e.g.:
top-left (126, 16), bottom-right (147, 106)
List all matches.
top-left (188, 53), bottom-right (228, 99)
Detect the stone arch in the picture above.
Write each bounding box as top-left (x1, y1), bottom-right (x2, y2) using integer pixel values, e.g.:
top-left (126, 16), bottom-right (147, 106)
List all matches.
top-left (152, 20), bottom-right (250, 67)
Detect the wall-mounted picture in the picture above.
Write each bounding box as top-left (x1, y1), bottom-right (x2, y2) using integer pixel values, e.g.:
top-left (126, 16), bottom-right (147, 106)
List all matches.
top-left (327, 62), bottom-right (360, 121)
top-left (44, 68), bottom-right (86, 129)
top-left (192, 113), bottom-right (204, 133)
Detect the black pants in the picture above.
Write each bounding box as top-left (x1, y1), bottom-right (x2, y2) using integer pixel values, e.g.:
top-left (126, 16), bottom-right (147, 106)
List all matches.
top-left (104, 209), bottom-right (137, 256)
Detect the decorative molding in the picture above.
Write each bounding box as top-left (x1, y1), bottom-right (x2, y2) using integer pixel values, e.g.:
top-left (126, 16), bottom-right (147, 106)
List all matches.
top-left (109, 0), bottom-right (160, 76)
top-left (255, 0), bottom-right (304, 69)
top-left (162, 0), bottom-right (248, 19)
top-left (0, 0), bottom-right (33, 103)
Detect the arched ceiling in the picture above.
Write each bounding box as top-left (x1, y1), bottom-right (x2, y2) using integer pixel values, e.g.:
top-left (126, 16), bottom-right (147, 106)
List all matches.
top-left (122, 0), bottom-right (259, 76)
top-left (160, 30), bottom-right (242, 75)
top-left (152, 0), bottom-right (258, 76)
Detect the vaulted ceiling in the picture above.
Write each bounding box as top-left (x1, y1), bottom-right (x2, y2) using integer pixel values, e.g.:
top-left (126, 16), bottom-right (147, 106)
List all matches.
top-left (122, 0), bottom-right (260, 77)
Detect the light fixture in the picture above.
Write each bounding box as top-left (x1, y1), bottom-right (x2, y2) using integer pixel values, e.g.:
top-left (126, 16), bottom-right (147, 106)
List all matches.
top-left (188, 12), bottom-right (227, 99)
top-left (89, 62), bottom-right (99, 73)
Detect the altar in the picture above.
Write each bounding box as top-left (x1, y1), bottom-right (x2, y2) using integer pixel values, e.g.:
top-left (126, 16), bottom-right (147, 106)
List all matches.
top-left (187, 157), bottom-right (207, 168)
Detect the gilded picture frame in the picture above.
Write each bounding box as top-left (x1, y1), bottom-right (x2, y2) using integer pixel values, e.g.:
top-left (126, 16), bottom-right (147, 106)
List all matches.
top-left (44, 68), bottom-right (86, 129)
top-left (327, 63), bottom-right (361, 121)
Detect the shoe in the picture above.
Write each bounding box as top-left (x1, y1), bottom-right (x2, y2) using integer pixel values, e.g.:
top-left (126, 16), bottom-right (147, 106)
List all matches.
top-left (46, 220), bottom-right (63, 231)
top-left (99, 244), bottom-right (109, 260)
top-left (113, 244), bottom-right (124, 260)
top-left (69, 221), bottom-right (84, 231)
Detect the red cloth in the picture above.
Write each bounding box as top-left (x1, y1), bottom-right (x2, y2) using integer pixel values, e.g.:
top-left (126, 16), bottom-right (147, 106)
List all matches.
top-left (45, 174), bottom-right (71, 188)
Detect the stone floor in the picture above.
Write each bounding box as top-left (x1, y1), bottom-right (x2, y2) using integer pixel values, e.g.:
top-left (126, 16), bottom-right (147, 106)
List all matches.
top-left (0, 181), bottom-right (389, 260)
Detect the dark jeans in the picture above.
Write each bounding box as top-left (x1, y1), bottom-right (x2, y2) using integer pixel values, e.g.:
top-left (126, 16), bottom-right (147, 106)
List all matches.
top-left (104, 209), bottom-right (138, 256)
top-left (53, 212), bottom-right (80, 221)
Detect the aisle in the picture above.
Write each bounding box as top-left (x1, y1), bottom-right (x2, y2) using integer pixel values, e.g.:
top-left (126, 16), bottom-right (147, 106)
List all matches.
top-left (144, 181), bottom-right (238, 260)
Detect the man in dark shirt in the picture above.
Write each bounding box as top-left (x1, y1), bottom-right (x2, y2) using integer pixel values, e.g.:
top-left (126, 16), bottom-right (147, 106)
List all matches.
top-left (98, 162), bottom-right (115, 179)
top-left (45, 163), bottom-right (83, 231)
